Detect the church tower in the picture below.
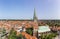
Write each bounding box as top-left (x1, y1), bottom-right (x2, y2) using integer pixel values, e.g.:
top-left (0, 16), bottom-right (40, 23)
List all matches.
top-left (33, 8), bottom-right (38, 37)
top-left (33, 8), bottom-right (38, 22)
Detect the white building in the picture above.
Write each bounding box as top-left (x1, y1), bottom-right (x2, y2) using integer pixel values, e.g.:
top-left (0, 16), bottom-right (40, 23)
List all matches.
top-left (38, 26), bottom-right (51, 36)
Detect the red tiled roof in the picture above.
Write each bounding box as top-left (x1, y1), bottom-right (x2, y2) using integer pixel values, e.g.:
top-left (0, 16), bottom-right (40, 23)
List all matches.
top-left (21, 32), bottom-right (37, 39)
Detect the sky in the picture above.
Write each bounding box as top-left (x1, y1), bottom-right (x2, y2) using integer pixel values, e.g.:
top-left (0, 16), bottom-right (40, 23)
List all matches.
top-left (0, 0), bottom-right (60, 19)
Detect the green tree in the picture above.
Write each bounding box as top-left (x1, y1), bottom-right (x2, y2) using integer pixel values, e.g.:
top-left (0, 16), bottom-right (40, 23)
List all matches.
top-left (8, 28), bottom-right (17, 39)
top-left (2, 28), bottom-right (6, 34)
top-left (26, 27), bottom-right (33, 36)
top-left (17, 34), bottom-right (23, 39)
top-left (40, 33), bottom-right (57, 39)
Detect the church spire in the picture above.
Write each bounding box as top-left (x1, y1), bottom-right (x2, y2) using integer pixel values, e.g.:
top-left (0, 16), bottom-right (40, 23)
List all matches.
top-left (33, 8), bottom-right (38, 22)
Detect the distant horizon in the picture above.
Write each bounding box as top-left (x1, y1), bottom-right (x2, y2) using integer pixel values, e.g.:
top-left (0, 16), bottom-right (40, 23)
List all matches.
top-left (0, 0), bottom-right (60, 19)
top-left (0, 18), bottom-right (60, 20)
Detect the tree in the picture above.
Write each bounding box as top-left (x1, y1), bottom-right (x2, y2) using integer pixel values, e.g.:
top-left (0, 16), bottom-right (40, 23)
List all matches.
top-left (26, 27), bottom-right (33, 36)
top-left (2, 28), bottom-right (6, 34)
top-left (40, 33), bottom-right (57, 39)
top-left (17, 34), bottom-right (23, 39)
top-left (8, 28), bottom-right (17, 39)
top-left (0, 27), bottom-right (7, 39)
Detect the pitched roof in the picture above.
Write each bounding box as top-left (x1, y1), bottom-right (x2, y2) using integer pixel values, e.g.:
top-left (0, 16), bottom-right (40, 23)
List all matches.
top-left (38, 26), bottom-right (51, 33)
